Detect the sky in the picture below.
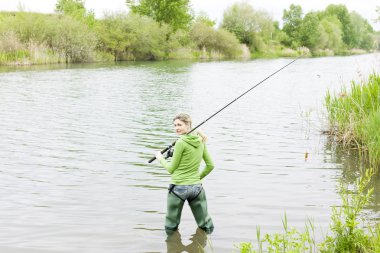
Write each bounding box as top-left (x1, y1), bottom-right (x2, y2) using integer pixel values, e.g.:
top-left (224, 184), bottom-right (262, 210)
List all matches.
top-left (0, 0), bottom-right (379, 30)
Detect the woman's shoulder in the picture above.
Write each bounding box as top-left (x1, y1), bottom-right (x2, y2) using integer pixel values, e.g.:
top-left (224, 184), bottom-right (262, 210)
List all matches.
top-left (175, 137), bottom-right (186, 146)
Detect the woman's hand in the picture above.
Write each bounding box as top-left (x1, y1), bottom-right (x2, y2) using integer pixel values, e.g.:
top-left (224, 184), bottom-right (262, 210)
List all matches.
top-left (196, 129), bottom-right (208, 142)
top-left (155, 151), bottom-right (163, 160)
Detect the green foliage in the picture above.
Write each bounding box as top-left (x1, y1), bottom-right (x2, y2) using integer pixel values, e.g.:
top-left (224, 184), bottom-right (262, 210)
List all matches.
top-left (0, 12), bottom-right (96, 64)
top-left (281, 3), bottom-right (376, 54)
top-left (214, 29), bottom-right (242, 58)
top-left (126, 0), bottom-right (192, 31)
top-left (55, 0), bottom-right (96, 28)
top-left (318, 16), bottom-right (345, 53)
top-left (349, 12), bottom-right (375, 50)
top-left (97, 12), bottom-right (170, 60)
top-left (95, 13), bottom-right (134, 61)
top-left (362, 110), bottom-right (380, 166)
top-left (0, 12), bottom-right (48, 43)
top-left (221, 2), bottom-right (256, 45)
top-left (124, 13), bottom-right (170, 60)
top-left (194, 12), bottom-right (216, 28)
top-left (320, 169), bottom-right (376, 252)
top-left (282, 4), bottom-right (303, 48)
top-left (221, 2), bottom-right (274, 53)
top-left (236, 168), bottom-right (380, 253)
top-left (97, 13), bottom-right (176, 61)
top-left (325, 73), bottom-right (380, 168)
top-left (236, 216), bottom-right (317, 253)
top-left (56, 0), bottom-right (85, 16)
top-left (299, 12), bottom-right (321, 50)
top-left (49, 15), bottom-right (97, 63)
top-left (190, 19), bottom-right (241, 58)
top-left (0, 1), bottom-right (376, 64)
top-left (324, 4), bottom-right (354, 48)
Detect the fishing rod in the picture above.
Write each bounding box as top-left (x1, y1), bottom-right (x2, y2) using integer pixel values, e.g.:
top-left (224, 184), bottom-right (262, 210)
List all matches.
top-left (148, 55), bottom-right (302, 163)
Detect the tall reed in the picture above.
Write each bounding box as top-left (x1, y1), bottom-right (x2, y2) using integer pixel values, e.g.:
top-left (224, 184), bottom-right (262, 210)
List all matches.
top-left (325, 73), bottom-right (380, 168)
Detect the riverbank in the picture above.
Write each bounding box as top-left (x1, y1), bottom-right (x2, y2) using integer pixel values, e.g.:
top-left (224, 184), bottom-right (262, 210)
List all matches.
top-left (0, 7), bottom-right (378, 65)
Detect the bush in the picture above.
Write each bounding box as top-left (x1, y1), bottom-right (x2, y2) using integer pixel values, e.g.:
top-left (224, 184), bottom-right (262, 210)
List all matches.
top-left (190, 20), bottom-right (241, 59)
top-left (49, 15), bottom-right (97, 62)
top-left (0, 12), bottom-right (97, 64)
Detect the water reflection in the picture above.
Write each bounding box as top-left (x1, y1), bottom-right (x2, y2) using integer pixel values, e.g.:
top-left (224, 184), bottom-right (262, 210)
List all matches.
top-left (166, 228), bottom-right (208, 253)
top-left (324, 135), bottom-right (380, 218)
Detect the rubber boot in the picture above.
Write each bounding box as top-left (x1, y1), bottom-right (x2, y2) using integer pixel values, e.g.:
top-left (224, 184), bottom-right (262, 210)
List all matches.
top-left (165, 192), bottom-right (185, 235)
top-left (188, 189), bottom-right (214, 234)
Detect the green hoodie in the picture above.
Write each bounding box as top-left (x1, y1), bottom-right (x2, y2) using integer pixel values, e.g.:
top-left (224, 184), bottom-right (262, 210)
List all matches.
top-left (158, 134), bottom-right (214, 185)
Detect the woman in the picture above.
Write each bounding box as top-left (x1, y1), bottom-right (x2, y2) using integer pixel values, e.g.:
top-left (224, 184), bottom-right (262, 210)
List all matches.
top-left (155, 113), bottom-right (215, 235)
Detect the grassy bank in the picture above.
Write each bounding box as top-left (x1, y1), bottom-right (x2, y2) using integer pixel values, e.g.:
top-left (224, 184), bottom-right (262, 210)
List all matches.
top-left (0, 11), bottom-right (244, 65)
top-left (236, 169), bottom-right (380, 253)
top-left (1, 2), bottom-right (377, 66)
top-left (325, 73), bottom-right (380, 168)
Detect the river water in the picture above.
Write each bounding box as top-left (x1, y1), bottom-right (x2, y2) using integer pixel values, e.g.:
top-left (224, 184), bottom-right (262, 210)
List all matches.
top-left (0, 54), bottom-right (380, 253)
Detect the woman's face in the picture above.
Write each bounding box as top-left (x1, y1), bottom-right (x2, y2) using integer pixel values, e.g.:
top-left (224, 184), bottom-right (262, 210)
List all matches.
top-left (173, 119), bottom-right (189, 135)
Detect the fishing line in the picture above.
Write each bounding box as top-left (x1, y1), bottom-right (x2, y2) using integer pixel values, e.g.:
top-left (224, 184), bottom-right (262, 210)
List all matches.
top-left (148, 55), bottom-right (303, 163)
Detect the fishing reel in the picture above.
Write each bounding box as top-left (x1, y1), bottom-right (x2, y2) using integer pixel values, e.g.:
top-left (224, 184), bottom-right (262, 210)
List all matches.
top-left (166, 146), bottom-right (174, 159)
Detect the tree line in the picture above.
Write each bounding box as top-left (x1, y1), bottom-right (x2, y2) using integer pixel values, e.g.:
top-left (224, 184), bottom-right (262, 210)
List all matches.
top-left (0, 0), bottom-right (378, 64)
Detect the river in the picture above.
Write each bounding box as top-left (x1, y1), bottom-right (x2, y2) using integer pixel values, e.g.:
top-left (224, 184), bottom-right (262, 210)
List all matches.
top-left (0, 54), bottom-right (380, 252)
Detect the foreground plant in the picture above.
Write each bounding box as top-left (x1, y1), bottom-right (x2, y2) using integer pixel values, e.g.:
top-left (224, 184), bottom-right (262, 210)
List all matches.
top-left (236, 216), bottom-right (317, 253)
top-left (320, 168), bottom-right (377, 252)
top-left (236, 168), bottom-right (380, 253)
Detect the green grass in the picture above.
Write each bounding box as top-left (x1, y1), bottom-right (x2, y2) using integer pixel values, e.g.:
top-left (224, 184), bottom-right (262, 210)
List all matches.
top-left (325, 73), bottom-right (380, 168)
top-left (0, 50), bottom-right (29, 63)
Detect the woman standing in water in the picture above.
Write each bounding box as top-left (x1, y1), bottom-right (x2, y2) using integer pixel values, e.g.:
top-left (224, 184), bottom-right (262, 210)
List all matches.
top-left (155, 113), bottom-right (215, 235)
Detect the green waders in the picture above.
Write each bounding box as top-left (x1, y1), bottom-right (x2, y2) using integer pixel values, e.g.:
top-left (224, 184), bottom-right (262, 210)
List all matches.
top-left (165, 187), bottom-right (214, 235)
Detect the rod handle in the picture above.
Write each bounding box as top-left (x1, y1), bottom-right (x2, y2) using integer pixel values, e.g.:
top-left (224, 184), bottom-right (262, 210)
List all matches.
top-left (148, 145), bottom-right (171, 163)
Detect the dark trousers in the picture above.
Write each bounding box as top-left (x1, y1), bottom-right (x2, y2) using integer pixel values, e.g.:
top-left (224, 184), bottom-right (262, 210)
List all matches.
top-left (165, 186), bottom-right (214, 235)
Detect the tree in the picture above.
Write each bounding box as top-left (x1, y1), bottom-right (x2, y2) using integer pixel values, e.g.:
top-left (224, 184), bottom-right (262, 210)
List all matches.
top-left (325, 4), bottom-right (354, 47)
top-left (282, 4), bottom-right (303, 48)
top-left (190, 19), bottom-right (241, 58)
top-left (126, 0), bottom-right (192, 31)
top-left (55, 0), bottom-right (95, 28)
top-left (318, 16), bottom-right (344, 53)
top-left (221, 2), bottom-right (274, 52)
top-left (299, 12), bottom-right (321, 50)
top-left (349, 11), bottom-right (375, 50)
top-left (96, 13), bottom-right (133, 61)
top-left (49, 15), bottom-right (97, 63)
top-left (56, 0), bottom-right (86, 15)
top-left (194, 12), bottom-right (216, 27)
top-left (125, 13), bottom-right (170, 59)
top-left (190, 19), bottom-right (215, 50)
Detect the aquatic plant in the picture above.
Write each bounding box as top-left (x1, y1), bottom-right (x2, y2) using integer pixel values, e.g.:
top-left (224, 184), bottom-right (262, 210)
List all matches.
top-left (236, 168), bottom-right (380, 253)
top-left (325, 73), bottom-right (380, 168)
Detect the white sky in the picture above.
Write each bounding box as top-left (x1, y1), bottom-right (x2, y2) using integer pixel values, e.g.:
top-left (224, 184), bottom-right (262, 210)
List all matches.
top-left (0, 0), bottom-right (379, 30)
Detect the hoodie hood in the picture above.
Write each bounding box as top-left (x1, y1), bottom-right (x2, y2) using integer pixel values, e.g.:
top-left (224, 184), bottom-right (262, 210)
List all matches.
top-left (181, 134), bottom-right (202, 148)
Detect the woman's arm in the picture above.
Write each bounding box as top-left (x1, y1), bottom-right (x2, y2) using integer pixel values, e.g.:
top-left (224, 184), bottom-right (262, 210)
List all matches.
top-left (199, 144), bottom-right (214, 179)
top-left (156, 140), bottom-right (185, 174)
